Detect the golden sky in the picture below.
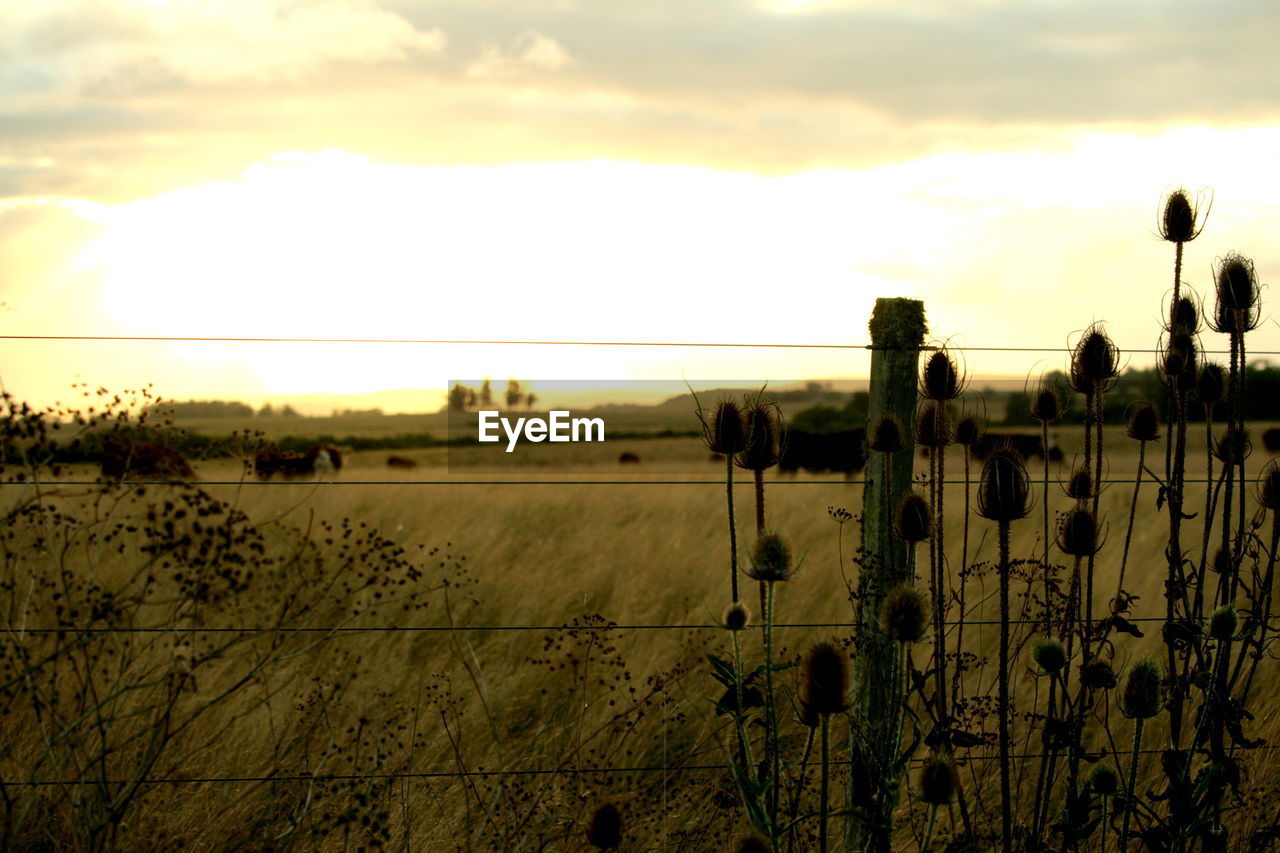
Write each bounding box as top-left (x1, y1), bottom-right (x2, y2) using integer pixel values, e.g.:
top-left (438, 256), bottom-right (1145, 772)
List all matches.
top-left (2, 0), bottom-right (1279, 412)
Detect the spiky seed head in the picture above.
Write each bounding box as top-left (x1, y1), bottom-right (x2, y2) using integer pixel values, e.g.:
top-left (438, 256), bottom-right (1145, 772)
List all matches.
top-left (955, 415), bottom-right (983, 447)
top-left (1171, 294), bottom-right (1200, 334)
top-left (868, 414), bottom-right (904, 454)
top-left (1126, 403), bottom-right (1161, 442)
top-left (1058, 507), bottom-right (1100, 556)
top-left (882, 583), bottom-right (928, 643)
top-left (1211, 547), bottom-right (1232, 576)
top-left (921, 350), bottom-right (962, 401)
top-left (915, 405), bottom-right (951, 448)
top-left (1163, 332), bottom-right (1197, 384)
top-left (1071, 326), bottom-right (1120, 393)
top-left (1123, 659), bottom-right (1164, 719)
top-left (802, 641), bottom-right (850, 716)
top-left (1260, 461), bottom-right (1280, 512)
top-left (919, 757), bottom-right (958, 805)
top-left (977, 449), bottom-right (1031, 522)
top-left (706, 399), bottom-right (747, 455)
top-left (1080, 660), bottom-right (1117, 690)
top-left (1160, 189), bottom-right (1200, 243)
top-left (1090, 764), bottom-right (1120, 796)
top-left (1030, 386), bottom-right (1063, 423)
top-left (1066, 467), bottom-right (1093, 501)
top-left (1210, 606), bottom-right (1238, 641)
top-left (1032, 636), bottom-right (1068, 674)
top-left (586, 803), bottom-right (623, 849)
top-left (723, 602), bottom-right (750, 631)
top-left (1213, 426), bottom-right (1250, 465)
top-left (895, 492), bottom-right (933, 543)
top-left (1197, 363), bottom-right (1227, 407)
top-left (1216, 252), bottom-right (1260, 314)
top-left (736, 401), bottom-right (781, 472)
top-left (744, 531), bottom-right (793, 581)
top-left (735, 838), bottom-right (771, 853)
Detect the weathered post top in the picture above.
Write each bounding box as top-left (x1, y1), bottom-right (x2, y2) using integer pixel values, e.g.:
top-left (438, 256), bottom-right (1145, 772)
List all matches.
top-left (868, 297), bottom-right (927, 351)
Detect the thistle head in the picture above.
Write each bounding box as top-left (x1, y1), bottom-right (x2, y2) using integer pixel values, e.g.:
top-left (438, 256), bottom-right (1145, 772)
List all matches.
top-left (915, 404), bottom-right (951, 448)
top-left (977, 448), bottom-right (1031, 523)
top-left (1122, 658), bottom-right (1165, 719)
top-left (895, 492), bottom-right (933, 543)
top-left (955, 415), bottom-right (983, 447)
top-left (1126, 403), bottom-right (1161, 443)
top-left (744, 531), bottom-right (793, 582)
top-left (868, 414), bottom-right (905, 454)
top-left (1210, 605), bottom-right (1238, 641)
top-left (1159, 187), bottom-right (1209, 244)
top-left (1032, 636), bottom-right (1068, 674)
top-left (735, 400), bottom-right (782, 472)
top-left (1057, 506), bottom-right (1100, 557)
top-left (704, 399), bottom-right (747, 455)
top-left (802, 641), bottom-right (850, 716)
top-left (921, 348), bottom-right (963, 401)
top-left (586, 803), bottom-right (623, 850)
top-left (1070, 324), bottom-right (1120, 394)
top-left (1029, 385), bottom-right (1064, 424)
top-left (918, 757), bottom-right (958, 805)
top-left (723, 602), bottom-right (750, 632)
top-left (882, 583), bottom-right (928, 643)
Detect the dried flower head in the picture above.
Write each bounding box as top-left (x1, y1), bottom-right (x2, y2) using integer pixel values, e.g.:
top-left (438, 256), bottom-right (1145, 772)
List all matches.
top-left (1032, 636), bottom-right (1068, 674)
top-left (1122, 658), bottom-right (1164, 719)
top-left (915, 405), bottom-right (951, 448)
top-left (1211, 547), bottom-right (1233, 576)
top-left (586, 803), bottom-right (623, 849)
top-left (1126, 403), bottom-right (1161, 443)
top-left (1216, 252), bottom-right (1261, 315)
top-left (723, 602), bottom-right (750, 631)
top-left (1081, 659), bottom-right (1117, 690)
top-left (736, 400), bottom-right (782, 472)
top-left (802, 641), bottom-right (850, 716)
top-left (895, 492), bottom-right (933, 543)
top-left (1213, 426), bottom-right (1250, 466)
top-left (1070, 325), bottom-right (1120, 395)
top-left (1030, 386), bottom-right (1064, 423)
top-left (1066, 467), bottom-right (1093, 501)
top-left (921, 349), bottom-right (963, 401)
top-left (1170, 294), bottom-right (1200, 334)
top-left (919, 757), bottom-right (958, 805)
top-left (1058, 506), bottom-right (1100, 556)
top-left (1162, 331), bottom-right (1198, 387)
top-left (1210, 605), bottom-right (1238, 641)
top-left (977, 449), bottom-right (1031, 523)
top-left (1196, 362), bottom-right (1227, 407)
top-left (882, 583), bottom-right (928, 643)
top-left (744, 531), bottom-right (793, 581)
top-left (868, 414), bottom-right (905, 454)
top-left (1260, 461), bottom-right (1280, 512)
top-left (1159, 187), bottom-right (1209, 244)
top-left (955, 415), bottom-right (983, 447)
top-left (704, 399), bottom-right (747, 455)
top-left (1090, 764), bottom-right (1120, 796)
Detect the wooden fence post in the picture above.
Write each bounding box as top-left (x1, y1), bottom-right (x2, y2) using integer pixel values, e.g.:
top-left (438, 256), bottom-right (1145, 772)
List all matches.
top-left (847, 297), bottom-right (926, 851)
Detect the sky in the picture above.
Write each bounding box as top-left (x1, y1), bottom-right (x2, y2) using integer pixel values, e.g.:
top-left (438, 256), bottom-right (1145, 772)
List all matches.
top-left (2, 0), bottom-right (1279, 413)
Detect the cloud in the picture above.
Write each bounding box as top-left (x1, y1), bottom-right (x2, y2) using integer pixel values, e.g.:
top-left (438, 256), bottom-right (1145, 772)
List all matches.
top-left (466, 31), bottom-right (574, 78)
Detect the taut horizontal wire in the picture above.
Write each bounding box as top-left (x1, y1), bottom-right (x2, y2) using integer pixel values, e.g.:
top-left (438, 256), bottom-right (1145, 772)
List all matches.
top-left (0, 477), bottom-right (1255, 486)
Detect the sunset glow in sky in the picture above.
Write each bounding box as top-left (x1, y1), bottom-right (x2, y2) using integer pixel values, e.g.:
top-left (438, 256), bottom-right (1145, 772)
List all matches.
top-left (2, 1), bottom-right (1279, 412)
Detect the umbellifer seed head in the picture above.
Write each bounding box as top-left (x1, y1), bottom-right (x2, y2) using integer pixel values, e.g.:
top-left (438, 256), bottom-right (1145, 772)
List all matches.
top-left (586, 803), bottom-right (623, 849)
top-left (921, 350), bottom-right (962, 401)
top-left (802, 641), bottom-right (850, 716)
top-left (1210, 605), bottom-right (1238, 641)
top-left (883, 583), bottom-right (928, 643)
top-left (895, 492), bottom-right (933, 543)
top-left (868, 414), bottom-right (905, 454)
top-left (977, 449), bottom-right (1031, 522)
top-left (1126, 403), bottom-right (1161, 442)
top-left (919, 757), bottom-right (958, 805)
top-left (744, 531), bottom-right (793, 582)
top-left (1123, 658), bottom-right (1164, 719)
top-left (1032, 636), bottom-right (1068, 674)
top-left (1058, 506), bottom-right (1100, 556)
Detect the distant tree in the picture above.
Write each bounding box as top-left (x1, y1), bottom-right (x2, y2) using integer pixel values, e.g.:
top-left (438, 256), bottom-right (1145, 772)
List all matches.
top-left (466, 388), bottom-right (478, 410)
top-left (480, 378), bottom-right (493, 407)
top-left (525, 392), bottom-right (538, 410)
top-left (258, 403), bottom-right (275, 417)
top-left (448, 384), bottom-right (471, 412)
top-left (280, 404), bottom-right (300, 417)
top-left (505, 379), bottom-right (523, 410)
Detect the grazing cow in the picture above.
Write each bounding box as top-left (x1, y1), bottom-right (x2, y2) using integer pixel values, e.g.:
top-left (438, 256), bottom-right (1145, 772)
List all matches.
top-left (778, 429), bottom-right (867, 477)
top-left (1263, 427), bottom-right (1280, 454)
top-left (618, 452), bottom-right (641, 464)
top-left (101, 438), bottom-right (195, 481)
top-left (970, 432), bottom-right (1063, 463)
top-left (386, 455), bottom-right (418, 469)
top-left (252, 445), bottom-right (343, 480)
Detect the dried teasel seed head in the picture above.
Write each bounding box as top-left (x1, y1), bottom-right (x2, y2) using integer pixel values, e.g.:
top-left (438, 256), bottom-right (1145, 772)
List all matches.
top-left (1197, 363), bottom-right (1227, 407)
top-left (921, 349), bottom-right (962, 401)
top-left (868, 414), bottom-right (905, 454)
top-left (1213, 426), bottom-right (1250, 465)
top-left (915, 405), bottom-right (951, 448)
top-left (1071, 325), bottom-right (1120, 393)
top-left (706, 399), bottom-right (747, 455)
top-left (723, 602), bottom-right (750, 631)
top-left (1032, 636), bottom-right (1068, 674)
top-left (745, 531), bottom-right (793, 582)
top-left (1160, 188), bottom-right (1203, 244)
top-left (1090, 764), bottom-right (1120, 796)
top-left (1210, 605), bottom-right (1238, 641)
top-left (1057, 506), bottom-right (1100, 556)
top-left (1261, 461), bottom-right (1280, 512)
top-left (1126, 403), bottom-right (1161, 442)
top-left (918, 757), bottom-right (958, 805)
top-left (1216, 252), bottom-right (1261, 315)
top-left (1211, 547), bottom-right (1233, 576)
top-left (1066, 467), bottom-right (1093, 501)
top-left (1123, 658), bottom-right (1164, 719)
top-left (802, 641), bottom-right (850, 716)
top-left (955, 415), bottom-right (983, 447)
top-left (736, 401), bottom-right (782, 472)
top-left (977, 449), bottom-right (1031, 523)
top-left (1080, 659), bottom-right (1118, 690)
top-left (895, 492), bottom-right (933, 543)
top-left (1171, 294), bottom-right (1200, 334)
top-left (1029, 386), bottom-right (1064, 423)
top-left (586, 803), bottom-right (623, 850)
top-left (882, 583), bottom-right (928, 643)
top-left (735, 838), bottom-right (771, 853)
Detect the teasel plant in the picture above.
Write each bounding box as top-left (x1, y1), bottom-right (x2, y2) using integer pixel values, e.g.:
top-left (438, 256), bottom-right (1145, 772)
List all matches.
top-left (1114, 402), bottom-right (1160, 610)
top-left (1030, 382), bottom-right (1065, 629)
top-left (801, 641), bottom-right (849, 853)
top-left (976, 448), bottom-right (1031, 853)
top-left (1193, 362), bottom-right (1227, 620)
top-left (1158, 186), bottom-right (1211, 324)
top-left (737, 395), bottom-right (784, 648)
top-left (1118, 659), bottom-right (1164, 852)
top-left (950, 412), bottom-right (983, 705)
top-left (696, 396), bottom-right (748, 604)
